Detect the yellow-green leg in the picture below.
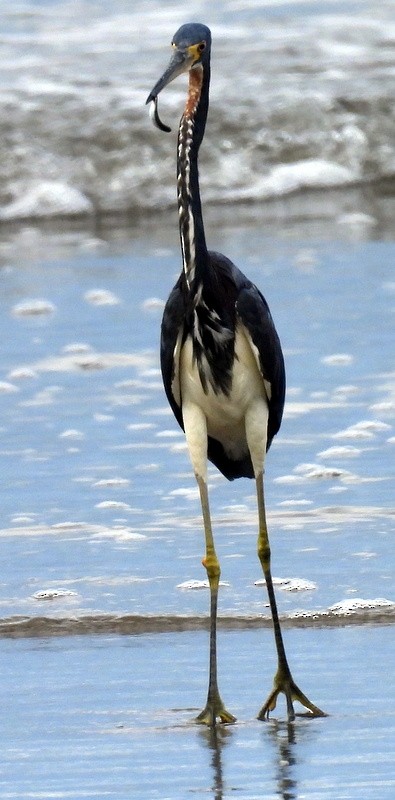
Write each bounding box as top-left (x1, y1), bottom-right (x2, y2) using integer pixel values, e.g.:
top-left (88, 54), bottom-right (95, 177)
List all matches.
top-left (195, 476), bottom-right (236, 727)
top-left (255, 474), bottom-right (326, 721)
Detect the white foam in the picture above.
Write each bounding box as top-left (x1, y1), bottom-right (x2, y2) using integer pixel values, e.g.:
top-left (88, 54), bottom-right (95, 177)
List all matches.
top-left (90, 526), bottom-right (145, 541)
top-left (7, 367), bottom-right (37, 380)
top-left (169, 487), bottom-right (200, 501)
top-left (370, 401), bottom-right (395, 415)
top-left (27, 351), bottom-right (154, 374)
top-left (141, 297), bottom-right (165, 312)
top-left (95, 501), bottom-right (132, 510)
top-left (0, 181), bottom-right (93, 221)
top-left (329, 598), bottom-right (395, 615)
top-left (177, 580), bottom-right (230, 590)
top-left (93, 478), bottom-right (130, 488)
top-left (0, 381), bottom-right (18, 394)
top-left (278, 499), bottom-right (313, 507)
top-left (12, 299), bottom-right (56, 317)
top-left (32, 589), bottom-right (78, 600)
top-left (226, 160), bottom-right (355, 203)
top-left (284, 400), bottom-right (346, 417)
top-left (266, 159), bottom-right (355, 194)
top-left (317, 446), bottom-right (362, 459)
top-left (332, 420), bottom-right (392, 439)
top-left (59, 429), bottom-right (85, 440)
top-left (127, 423), bottom-right (156, 431)
top-left (63, 343), bottom-right (93, 354)
top-left (255, 577), bottom-right (317, 592)
top-left (84, 289), bottom-right (120, 306)
top-left (321, 353), bottom-right (354, 366)
top-left (276, 462), bottom-right (356, 483)
top-left (337, 211), bottom-right (376, 227)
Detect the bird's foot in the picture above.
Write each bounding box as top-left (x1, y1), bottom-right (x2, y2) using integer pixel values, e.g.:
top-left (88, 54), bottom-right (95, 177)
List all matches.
top-left (257, 667), bottom-right (326, 722)
top-left (196, 694), bottom-right (236, 726)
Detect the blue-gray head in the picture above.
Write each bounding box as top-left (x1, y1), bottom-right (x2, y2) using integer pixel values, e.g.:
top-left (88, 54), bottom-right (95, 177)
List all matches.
top-left (146, 23), bottom-right (212, 131)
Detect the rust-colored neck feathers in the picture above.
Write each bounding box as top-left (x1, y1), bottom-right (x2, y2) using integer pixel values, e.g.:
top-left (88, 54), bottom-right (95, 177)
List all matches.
top-left (184, 66), bottom-right (203, 119)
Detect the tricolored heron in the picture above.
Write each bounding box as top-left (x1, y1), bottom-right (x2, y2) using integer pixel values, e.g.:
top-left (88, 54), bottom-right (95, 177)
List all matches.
top-left (146, 22), bottom-right (325, 725)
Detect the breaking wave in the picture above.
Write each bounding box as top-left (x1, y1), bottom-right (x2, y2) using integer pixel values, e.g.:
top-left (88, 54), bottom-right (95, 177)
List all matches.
top-left (0, 0), bottom-right (394, 222)
top-left (1, 598), bottom-right (394, 639)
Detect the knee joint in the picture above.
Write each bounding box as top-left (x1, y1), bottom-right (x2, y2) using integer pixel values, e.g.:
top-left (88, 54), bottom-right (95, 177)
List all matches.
top-left (202, 553), bottom-right (221, 582)
top-left (258, 543), bottom-right (271, 569)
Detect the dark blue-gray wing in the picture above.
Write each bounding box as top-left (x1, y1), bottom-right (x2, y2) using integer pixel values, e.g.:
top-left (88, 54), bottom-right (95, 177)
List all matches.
top-left (236, 284), bottom-right (285, 450)
top-left (160, 277), bottom-right (185, 433)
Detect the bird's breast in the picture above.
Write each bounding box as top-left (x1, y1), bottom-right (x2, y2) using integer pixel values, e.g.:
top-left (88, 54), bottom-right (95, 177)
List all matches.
top-left (179, 325), bottom-right (268, 450)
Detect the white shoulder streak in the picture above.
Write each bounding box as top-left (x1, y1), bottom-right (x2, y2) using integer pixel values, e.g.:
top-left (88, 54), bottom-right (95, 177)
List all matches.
top-left (193, 311), bottom-right (203, 346)
top-left (171, 330), bottom-right (183, 407)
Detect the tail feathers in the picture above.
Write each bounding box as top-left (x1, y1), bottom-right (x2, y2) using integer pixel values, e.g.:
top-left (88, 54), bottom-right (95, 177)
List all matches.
top-left (207, 437), bottom-right (254, 480)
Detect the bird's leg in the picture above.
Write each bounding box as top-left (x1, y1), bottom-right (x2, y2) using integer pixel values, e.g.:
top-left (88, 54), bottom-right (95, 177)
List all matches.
top-left (181, 400), bottom-right (235, 725)
top-left (195, 475), bottom-right (236, 726)
top-left (255, 474), bottom-right (326, 721)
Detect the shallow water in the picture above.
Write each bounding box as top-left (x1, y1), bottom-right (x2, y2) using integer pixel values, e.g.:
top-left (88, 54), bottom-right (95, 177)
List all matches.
top-left (1, 626), bottom-right (394, 799)
top-left (0, 205), bottom-right (394, 626)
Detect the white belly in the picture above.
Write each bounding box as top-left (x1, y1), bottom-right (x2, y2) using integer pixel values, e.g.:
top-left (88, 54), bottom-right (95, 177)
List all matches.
top-left (179, 324), bottom-right (269, 462)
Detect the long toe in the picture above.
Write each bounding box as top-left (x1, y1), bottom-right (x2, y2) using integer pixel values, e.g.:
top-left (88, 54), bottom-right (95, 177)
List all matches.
top-left (289, 680), bottom-right (327, 718)
top-left (258, 674), bottom-right (326, 721)
top-left (257, 686), bottom-right (280, 721)
top-left (196, 701), bottom-right (237, 726)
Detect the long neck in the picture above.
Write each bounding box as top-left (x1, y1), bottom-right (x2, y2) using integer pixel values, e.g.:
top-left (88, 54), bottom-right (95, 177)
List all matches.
top-left (177, 64), bottom-right (210, 289)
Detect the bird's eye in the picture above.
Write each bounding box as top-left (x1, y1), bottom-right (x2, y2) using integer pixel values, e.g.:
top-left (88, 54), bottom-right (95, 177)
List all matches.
top-left (197, 42), bottom-right (206, 53)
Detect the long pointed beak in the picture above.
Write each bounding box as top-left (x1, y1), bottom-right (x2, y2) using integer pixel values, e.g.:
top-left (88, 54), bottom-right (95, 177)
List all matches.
top-left (146, 48), bottom-right (192, 133)
top-left (146, 48), bottom-right (189, 104)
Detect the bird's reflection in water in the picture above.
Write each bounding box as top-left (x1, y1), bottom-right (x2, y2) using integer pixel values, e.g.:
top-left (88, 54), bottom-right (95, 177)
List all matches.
top-left (198, 725), bottom-right (233, 800)
top-left (198, 718), bottom-right (317, 800)
top-left (266, 721), bottom-right (298, 800)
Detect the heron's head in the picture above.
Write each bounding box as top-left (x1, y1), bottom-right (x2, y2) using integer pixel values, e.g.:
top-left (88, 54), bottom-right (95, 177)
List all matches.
top-left (146, 23), bottom-right (211, 132)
